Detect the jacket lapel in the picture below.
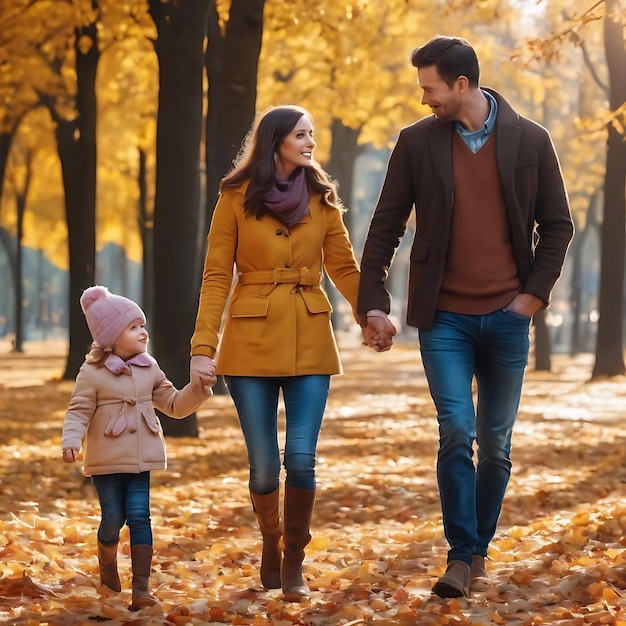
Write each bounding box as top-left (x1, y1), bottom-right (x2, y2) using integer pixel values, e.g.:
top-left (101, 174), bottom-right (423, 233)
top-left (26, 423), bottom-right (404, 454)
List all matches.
top-left (490, 89), bottom-right (524, 227)
top-left (427, 122), bottom-right (455, 220)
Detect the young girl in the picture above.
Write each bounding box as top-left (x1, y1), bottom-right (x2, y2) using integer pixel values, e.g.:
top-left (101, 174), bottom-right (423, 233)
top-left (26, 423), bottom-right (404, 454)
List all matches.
top-left (62, 285), bottom-right (214, 610)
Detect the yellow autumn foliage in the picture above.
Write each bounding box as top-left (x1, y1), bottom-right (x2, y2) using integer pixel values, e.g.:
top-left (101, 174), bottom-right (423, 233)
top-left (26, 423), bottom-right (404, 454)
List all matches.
top-left (0, 0), bottom-right (621, 270)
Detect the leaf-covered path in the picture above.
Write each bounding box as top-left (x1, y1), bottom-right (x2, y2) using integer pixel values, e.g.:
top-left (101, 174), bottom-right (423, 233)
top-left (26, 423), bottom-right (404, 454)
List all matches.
top-left (1, 337), bottom-right (626, 625)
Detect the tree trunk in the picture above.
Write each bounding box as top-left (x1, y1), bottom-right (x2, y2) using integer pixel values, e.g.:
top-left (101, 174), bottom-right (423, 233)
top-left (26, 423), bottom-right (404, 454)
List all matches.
top-left (532, 308), bottom-right (551, 369)
top-left (532, 309), bottom-right (551, 371)
top-left (324, 119), bottom-right (362, 327)
top-left (46, 14), bottom-right (99, 379)
top-left (204, 0), bottom-right (265, 396)
top-left (10, 148), bottom-right (32, 352)
top-left (0, 132), bottom-right (12, 205)
top-left (149, 0), bottom-right (210, 436)
top-left (592, 1), bottom-right (626, 378)
top-left (13, 194), bottom-right (24, 352)
top-left (325, 118), bottom-right (362, 232)
top-left (205, 0), bottom-right (265, 223)
top-left (0, 228), bottom-right (16, 337)
top-left (570, 196), bottom-right (599, 356)
top-left (568, 234), bottom-right (583, 356)
top-left (137, 146), bottom-right (154, 323)
top-left (54, 118), bottom-right (93, 373)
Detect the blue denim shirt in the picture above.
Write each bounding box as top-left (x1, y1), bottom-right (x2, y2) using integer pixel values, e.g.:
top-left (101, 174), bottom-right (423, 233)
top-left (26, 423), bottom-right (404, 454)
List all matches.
top-left (454, 90), bottom-right (498, 153)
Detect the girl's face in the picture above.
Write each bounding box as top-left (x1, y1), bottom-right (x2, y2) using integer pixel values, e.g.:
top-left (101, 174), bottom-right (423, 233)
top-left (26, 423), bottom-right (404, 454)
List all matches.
top-left (113, 318), bottom-right (149, 360)
top-left (275, 114), bottom-right (316, 179)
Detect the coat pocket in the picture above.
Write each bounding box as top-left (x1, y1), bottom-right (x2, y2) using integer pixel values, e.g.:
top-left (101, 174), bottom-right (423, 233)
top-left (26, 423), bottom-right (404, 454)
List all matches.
top-left (230, 295), bottom-right (270, 318)
top-left (104, 410), bottom-right (128, 437)
top-left (141, 407), bottom-right (162, 434)
top-left (300, 290), bottom-right (332, 314)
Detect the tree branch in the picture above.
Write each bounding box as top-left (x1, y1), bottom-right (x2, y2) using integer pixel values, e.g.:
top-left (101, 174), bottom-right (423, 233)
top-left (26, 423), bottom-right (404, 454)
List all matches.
top-left (564, 9), bottom-right (609, 93)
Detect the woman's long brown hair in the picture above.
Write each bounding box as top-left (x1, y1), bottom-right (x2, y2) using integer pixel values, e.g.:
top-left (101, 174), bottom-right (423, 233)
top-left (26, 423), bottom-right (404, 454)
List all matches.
top-left (220, 105), bottom-right (345, 218)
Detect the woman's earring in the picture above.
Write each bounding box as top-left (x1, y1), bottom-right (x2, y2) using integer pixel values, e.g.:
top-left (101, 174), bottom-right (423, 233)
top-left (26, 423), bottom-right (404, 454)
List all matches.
top-left (273, 151), bottom-right (278, 164)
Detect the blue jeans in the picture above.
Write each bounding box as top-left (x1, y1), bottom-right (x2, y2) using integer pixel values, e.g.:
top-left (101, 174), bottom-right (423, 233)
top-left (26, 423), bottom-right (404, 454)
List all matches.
top-left (225, 375), bottom-right (330, 493)
top-left (91, 472), bottom-right (152, 546)
top-left (418, 309), bottom-right (530, 565)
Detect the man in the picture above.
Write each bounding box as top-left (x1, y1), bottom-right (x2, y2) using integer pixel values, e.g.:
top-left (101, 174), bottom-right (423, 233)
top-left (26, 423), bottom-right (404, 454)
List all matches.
top-left (358, 35), bottom-right (573, 598)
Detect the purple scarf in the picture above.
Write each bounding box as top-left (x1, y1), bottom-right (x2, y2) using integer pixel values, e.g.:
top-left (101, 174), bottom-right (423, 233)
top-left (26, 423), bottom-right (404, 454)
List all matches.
top-left (265, 168), bottom-right (310, 228)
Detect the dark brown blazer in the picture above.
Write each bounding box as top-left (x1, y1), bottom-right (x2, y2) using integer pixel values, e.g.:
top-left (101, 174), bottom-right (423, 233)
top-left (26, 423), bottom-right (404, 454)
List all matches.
top-left (357, 88), bottom-right (574, 330)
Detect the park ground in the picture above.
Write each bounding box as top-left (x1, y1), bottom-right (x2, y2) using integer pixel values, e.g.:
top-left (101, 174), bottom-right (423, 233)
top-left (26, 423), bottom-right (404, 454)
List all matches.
top-left (1, 335), bottom-right (626, 625)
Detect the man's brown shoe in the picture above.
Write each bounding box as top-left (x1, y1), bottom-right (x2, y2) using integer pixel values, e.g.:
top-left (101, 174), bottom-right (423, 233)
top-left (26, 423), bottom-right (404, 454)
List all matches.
top-left (432, 560), bottom-right (470, 598)
top-left (469, 555), bottom-right (490, 592)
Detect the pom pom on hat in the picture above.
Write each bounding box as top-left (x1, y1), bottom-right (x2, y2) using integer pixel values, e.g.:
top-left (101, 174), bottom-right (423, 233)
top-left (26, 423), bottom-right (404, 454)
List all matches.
top-left (80, 285), bottom-right (146, 350)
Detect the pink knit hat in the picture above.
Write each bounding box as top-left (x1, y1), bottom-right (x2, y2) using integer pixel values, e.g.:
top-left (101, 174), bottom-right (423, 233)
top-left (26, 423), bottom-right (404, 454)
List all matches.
top-left (80, 286), bottom-right (146, 350)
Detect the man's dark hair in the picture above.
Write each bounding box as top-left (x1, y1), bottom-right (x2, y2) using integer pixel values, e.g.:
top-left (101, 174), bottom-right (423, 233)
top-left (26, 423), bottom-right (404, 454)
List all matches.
top-left (410, 35), bottom-right (480, 88)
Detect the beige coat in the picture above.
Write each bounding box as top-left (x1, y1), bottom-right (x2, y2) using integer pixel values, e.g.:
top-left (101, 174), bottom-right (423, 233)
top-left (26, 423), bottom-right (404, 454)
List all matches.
top-left (191, 182), bottom-right (361, 376)
top-left (62, 357), bottom-right (209, 476)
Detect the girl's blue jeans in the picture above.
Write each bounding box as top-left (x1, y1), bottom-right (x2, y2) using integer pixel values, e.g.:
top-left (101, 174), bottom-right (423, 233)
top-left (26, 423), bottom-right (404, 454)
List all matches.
top-left (91, 471), bottom-right (152, 546)
top-left (418, 309), bottom-right (530, 565)
top-left (225, 375), bottom-right (330, 494)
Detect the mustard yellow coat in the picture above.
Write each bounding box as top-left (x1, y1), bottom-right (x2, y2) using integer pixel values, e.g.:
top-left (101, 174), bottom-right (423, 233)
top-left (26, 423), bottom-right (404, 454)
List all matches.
top-left (191, 182), bottom-right (361, 376)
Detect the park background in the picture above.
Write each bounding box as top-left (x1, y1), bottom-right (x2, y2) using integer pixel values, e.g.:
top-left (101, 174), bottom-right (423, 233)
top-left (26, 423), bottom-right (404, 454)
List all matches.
top-left (1, 0), bottom-right (626, 624)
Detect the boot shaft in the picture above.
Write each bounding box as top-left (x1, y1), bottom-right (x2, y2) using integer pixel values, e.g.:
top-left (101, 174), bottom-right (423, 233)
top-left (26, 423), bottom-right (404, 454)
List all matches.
top-left (250, 487), bottom-right (281, 538)
top-left (283, 486), bottom-right (315, 557)
top-left (97, 540), bottom-right (121, 593)
top-left (250, 488), bottom-right (282, 590)
top-left (130, 544), bottom-right (157, 610)
top-left (281, 486), bottom-right (315, 601)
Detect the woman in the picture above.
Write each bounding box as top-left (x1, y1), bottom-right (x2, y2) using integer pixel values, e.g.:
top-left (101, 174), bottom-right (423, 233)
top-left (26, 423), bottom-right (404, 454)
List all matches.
top-left (189, 105), bottom-right (361, 601)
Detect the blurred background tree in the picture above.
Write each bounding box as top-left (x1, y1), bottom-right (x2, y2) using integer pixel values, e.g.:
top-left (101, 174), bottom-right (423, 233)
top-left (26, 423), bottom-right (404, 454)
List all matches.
top-left (0, 0), bottom-right (624, 435)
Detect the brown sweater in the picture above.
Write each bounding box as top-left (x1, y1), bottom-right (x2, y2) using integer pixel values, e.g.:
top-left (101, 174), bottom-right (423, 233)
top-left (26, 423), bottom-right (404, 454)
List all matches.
top-left (437, 131), bottom-right (521, 314)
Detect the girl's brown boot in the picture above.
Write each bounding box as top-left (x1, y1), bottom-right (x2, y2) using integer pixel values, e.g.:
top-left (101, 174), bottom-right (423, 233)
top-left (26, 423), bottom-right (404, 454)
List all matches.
top-left (130, 545), bottom-right (158, 610)
top-left (97, 540), bottom-right (121, 592)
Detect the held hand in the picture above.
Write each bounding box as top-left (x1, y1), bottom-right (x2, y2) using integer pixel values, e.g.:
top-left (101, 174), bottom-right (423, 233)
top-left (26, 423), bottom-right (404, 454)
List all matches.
top-left (203, 374), bottom-right (218, 397)
top-left (190, 355), bottom-right (217, 391)
top-left (363, 327), bottom-right (395, 352)
top-left (62, 448), bottom-right (79, 463)
top-left (361, 311), bottom-right (397, 352)
top-left (376, 331), bottom-right (395, 352)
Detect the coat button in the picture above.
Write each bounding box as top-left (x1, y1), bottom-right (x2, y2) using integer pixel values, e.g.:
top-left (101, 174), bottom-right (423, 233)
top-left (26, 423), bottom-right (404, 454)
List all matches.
top-left (276, 229), bottom-right (283, 236)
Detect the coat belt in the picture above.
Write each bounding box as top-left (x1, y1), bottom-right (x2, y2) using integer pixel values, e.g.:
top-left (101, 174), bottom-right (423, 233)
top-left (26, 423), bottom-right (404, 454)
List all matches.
top-left (238, 268), bottom-right (322, 286)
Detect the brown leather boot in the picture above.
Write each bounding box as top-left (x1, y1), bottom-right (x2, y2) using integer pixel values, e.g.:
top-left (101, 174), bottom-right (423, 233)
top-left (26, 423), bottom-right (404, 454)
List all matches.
top-left (250, 487), bottom-right (282, 589)
top-left (130, 545), bottom-right (158, 610)
top-left (281, 486), bottom-right (315, 601)
top-left (97, 539), bottom-right (121, 592)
